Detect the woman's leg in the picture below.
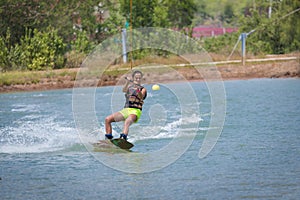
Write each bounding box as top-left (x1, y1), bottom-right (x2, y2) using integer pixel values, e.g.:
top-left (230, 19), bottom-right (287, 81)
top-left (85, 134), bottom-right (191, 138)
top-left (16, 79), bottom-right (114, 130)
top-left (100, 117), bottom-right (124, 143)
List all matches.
top-left (105, 112), bottom-right (125, 134)
top-left (122, 114), bottom-right (137, 135)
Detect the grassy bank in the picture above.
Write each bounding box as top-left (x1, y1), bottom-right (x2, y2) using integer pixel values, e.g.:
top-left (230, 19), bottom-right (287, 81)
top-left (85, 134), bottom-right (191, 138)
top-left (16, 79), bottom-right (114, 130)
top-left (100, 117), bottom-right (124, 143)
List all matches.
top-left (0, 55), bottom-right (185, 87)
top-left (0, 70), bottom-right (77, 86)
top-left (0, 53), bottom-right (298, 89)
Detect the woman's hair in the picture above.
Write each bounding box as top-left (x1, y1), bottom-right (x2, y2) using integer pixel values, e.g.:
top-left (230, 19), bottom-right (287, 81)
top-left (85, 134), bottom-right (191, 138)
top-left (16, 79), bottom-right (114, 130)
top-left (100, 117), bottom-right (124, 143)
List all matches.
top-left (132, 70), bottom-right (143, 78)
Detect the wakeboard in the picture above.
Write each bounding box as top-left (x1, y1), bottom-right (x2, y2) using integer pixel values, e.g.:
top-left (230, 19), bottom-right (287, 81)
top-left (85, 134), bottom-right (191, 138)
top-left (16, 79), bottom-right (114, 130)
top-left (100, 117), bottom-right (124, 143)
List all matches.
top-left (110, 138), bottom-right (134, 149)
top-left (93, 138), bottom-right (134, 150)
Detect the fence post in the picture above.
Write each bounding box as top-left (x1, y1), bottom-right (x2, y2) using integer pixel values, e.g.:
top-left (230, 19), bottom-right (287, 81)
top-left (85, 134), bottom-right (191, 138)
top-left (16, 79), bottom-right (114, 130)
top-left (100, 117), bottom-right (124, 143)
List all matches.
top-left (241, 33), bottom-right (247, 66)
top-left (121, 28), bottom-right (127, 63)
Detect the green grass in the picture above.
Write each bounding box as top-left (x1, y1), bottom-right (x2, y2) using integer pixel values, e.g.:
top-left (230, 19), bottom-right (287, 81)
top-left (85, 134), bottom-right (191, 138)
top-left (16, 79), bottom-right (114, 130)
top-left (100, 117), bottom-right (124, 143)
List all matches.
top-left (0, 71), bottom-right (41, 86)
top-left (0, 70), bottom-right (77, 86)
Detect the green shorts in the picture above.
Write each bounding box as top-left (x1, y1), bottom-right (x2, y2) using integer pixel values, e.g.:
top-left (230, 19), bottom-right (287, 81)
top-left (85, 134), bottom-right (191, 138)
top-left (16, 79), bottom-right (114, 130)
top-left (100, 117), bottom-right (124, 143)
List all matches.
top-left (119, 108), bottom-right (142, 122)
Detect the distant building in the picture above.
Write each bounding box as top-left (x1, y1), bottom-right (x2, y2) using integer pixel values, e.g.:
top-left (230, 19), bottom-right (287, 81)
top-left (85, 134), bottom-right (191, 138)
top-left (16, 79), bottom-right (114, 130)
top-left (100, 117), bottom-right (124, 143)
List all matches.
top-left (192, 26), bottom-right (238, 38)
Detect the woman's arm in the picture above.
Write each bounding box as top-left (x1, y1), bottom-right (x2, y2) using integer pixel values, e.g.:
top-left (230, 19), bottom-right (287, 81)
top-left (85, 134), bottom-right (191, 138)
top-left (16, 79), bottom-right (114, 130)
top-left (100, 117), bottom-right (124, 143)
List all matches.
top-left (137, 87), bottom-right (147, 100)
top-left (122, 78), bottom-right (130, 93)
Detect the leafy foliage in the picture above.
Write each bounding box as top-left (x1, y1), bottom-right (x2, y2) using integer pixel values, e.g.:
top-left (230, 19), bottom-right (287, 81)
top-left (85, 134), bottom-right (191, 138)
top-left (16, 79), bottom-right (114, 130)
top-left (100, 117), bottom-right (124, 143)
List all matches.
top-left (0, 28), bottom-right (66, 71)
top-left (166, 0), bottom-right (197, 28)
top-left (0, 0), bottom-right (299, 72)
top-left (239, 0), bottom-right (300, 54)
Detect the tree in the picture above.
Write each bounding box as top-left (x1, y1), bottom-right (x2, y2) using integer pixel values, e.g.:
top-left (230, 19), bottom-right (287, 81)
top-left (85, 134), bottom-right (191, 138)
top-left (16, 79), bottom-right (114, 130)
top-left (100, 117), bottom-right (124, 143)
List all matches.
top-left (119, 0), bottom-right (197, 29)
top-left (277, 0), bottom-right (300, 53)
top-left (193, 1), bottom-right (211, 25)
top-left (0, 0), bottom-right (49, 45)
top-left (166, 0), bottom-right (197, 28)
top-left (120, 0), bottom-right (160, 28)
top-left (239, 0), bottom-right (300, 54)
top-left (0, 0), bottom-right (110, 45)
top-left (221, 3), bottom-right (235, 25)
top-left (153, 3), bottom-right (170, 27)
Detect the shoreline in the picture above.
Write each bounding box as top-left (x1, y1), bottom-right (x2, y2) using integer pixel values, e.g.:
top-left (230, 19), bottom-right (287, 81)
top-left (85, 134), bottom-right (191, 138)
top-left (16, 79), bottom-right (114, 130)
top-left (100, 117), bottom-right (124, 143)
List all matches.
top-left (1, 59), bottom-right (299, 93)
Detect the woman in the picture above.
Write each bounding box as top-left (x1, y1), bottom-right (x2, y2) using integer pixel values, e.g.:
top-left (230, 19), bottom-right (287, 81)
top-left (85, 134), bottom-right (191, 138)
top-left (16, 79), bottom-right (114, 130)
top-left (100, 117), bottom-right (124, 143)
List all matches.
top-left (104, 70), bottom-right (147, 140)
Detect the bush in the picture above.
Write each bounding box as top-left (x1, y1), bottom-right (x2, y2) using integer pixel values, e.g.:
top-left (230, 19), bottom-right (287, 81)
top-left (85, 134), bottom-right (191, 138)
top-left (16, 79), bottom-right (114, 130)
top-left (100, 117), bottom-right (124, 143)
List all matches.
top-left (21, 28), bottom-right (66, 70)
top-left (64, 50), bottom-right (86, 68)
top-left (202, 32), bottom-right (240, 54)
top-left (0, 28), bottom-right (66, 71)
top-left (71, 30), bottom-right (95, 54)
top-left (0, 37), bottom-right (9, 71)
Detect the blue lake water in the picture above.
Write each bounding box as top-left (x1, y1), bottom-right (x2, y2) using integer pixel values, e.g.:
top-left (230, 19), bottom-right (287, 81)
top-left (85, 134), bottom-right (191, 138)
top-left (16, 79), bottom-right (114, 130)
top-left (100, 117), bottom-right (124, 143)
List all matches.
top-left (0, 78), bottom-right (299, 199)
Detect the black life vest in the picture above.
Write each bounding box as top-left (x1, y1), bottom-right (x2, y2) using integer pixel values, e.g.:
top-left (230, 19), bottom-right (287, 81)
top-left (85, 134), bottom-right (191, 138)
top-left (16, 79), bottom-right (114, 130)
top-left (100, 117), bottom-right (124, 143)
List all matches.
top-left (124, 84), bottom-right (147, 110)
